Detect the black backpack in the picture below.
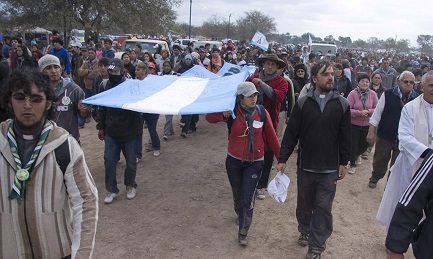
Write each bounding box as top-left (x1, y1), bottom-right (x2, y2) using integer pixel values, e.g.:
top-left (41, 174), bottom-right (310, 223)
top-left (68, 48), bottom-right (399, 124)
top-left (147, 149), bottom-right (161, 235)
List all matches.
top-left (227, 104), bottom-right (266, 134)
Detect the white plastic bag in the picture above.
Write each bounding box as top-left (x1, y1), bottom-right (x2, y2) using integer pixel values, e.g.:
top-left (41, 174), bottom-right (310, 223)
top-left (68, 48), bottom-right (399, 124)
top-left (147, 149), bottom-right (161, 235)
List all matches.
top-left (267, 171), bottom-right (290, 203)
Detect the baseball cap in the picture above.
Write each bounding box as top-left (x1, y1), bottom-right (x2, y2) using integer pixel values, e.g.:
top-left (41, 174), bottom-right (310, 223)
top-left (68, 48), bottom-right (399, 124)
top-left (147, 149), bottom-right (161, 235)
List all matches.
top-left (236, 82), bottom-right (258, 97)
top-left (107, 58), bottom-right (124, 73)
top-left (38, 54), bottom-right (61, 71)
top-left (71, 42), bottom-right (82, 48)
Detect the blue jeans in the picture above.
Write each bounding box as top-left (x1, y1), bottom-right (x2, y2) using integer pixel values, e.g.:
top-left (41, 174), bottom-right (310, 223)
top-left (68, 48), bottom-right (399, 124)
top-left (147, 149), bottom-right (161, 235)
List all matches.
top-left (143, 113), bottom-right (160, 150)
top-left (104, 135), bottom-right (138, 193)
top-left (225, 155), bottom-right (263, 236)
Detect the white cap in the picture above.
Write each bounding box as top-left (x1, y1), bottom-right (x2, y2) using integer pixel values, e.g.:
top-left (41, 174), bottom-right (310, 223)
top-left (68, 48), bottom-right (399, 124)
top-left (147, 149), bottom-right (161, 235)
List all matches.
top-left (71, 42), bottom-right (82, 48)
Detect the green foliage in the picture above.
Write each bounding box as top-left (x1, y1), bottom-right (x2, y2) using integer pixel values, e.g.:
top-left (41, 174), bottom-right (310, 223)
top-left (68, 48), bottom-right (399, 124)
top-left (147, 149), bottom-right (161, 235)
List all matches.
top-left (0, 0), bottom-right (180, 40)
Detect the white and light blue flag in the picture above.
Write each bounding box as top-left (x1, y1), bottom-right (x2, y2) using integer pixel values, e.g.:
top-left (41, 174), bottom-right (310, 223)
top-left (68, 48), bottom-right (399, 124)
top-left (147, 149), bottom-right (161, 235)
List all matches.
top-left (83, 63), bottom-right (256, 115)
top-left (250, 30), bottom-right (269, 51)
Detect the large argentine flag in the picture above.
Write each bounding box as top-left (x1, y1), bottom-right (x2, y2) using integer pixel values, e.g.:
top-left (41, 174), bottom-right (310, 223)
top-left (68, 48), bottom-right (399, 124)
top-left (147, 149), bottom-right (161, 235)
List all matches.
top-left (83, 63), bottom-right (256, 115)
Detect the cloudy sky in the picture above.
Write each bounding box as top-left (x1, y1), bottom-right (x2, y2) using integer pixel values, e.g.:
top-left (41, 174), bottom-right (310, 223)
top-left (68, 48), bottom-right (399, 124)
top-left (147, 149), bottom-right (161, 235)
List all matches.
top-left (175, 0), bottom-right (431, 47)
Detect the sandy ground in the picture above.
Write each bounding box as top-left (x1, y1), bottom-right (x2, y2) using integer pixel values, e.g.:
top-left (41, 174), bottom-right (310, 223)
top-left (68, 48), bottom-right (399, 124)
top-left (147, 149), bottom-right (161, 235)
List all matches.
top-left (79, 115), bottom-right (414, 259)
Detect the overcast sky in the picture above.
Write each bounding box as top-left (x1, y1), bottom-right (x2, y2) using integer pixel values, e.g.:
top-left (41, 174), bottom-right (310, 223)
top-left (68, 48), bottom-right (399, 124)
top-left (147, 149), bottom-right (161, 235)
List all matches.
top-left (175, 0), bottom-right (431, 47)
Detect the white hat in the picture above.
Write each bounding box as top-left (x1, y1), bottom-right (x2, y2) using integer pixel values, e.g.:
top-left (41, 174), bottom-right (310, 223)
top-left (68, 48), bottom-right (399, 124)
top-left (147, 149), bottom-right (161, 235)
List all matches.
top-left (236, 82), bottom-right (259, 97)
top-left (38, 54), bottom-right (61, 71)
top-left (71, 42), bottom-right (82, 48)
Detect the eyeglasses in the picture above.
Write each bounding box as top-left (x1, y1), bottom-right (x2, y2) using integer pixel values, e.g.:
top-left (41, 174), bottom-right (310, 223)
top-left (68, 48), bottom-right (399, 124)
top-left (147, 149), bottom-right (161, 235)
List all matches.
top-left (296, 70), bottom-right (305, 73)
top-left (401, 80), bottom-right (415, 85)
top-left (238, 120), bottom-right (250, 137)
top-left (12, 93), bottom-right (45, 103)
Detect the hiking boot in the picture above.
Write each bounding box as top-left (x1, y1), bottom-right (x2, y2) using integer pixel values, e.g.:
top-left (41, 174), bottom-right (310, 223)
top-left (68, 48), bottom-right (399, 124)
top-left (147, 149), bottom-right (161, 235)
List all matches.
top-left (369, 181), bottom-right (377, 189)
top-left (126, 186), bottom-right (136, 200)
top-left (348, 165), bottom-right (357, 174)
top-left (298, 233), bottom-right (309, 247)
top-left (255, 189), bottom-right (265, 200)
top-left (238, 234), bottom-right (248, 246)
top-left (104, 192), bottom-right (117, 204)
top-left (306, 251), bottom-right (321, 259)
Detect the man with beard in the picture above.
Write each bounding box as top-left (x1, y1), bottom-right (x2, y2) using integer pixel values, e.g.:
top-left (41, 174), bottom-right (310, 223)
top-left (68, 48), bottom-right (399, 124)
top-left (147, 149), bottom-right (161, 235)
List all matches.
top-left (96, 58), bottom-right (143, 204)
top-left (38, 54), bottom-right (89, 142)
top-left (247, 54), bottom-right (288, 200)
top-left (0, 69), bottom-right (98, 258)
top-left (277, 61), bottom-right (351, 259)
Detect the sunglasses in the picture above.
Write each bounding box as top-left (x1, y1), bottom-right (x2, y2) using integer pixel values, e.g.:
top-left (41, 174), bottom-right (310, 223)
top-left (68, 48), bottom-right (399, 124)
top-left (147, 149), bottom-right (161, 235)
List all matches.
top-left (238, 120), bottom-right (250, 137)
top-left (12, 93), bottom-right (45, 103)
top-left (401, 80), bottom-right (415, 85)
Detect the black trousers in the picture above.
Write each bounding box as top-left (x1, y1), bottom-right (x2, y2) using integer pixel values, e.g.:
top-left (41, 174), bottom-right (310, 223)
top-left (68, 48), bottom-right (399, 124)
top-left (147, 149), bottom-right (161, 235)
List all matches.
top-left (296, 168), bottom-right (339, 254)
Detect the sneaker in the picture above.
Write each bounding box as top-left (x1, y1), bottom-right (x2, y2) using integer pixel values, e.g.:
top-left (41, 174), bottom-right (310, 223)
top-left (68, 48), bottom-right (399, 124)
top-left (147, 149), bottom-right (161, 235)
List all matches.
top-left (162, 135), bottom-right (168, 140)
top-left (126, 186), bottom-right (136, 200)
top-left (298, 233), bottom-right (309, 247)
top-left (255, 189), bottom-right (265, 200)
top-left (355, 156), bottom-right (362, 165)
top-left (153, 150), bottom-right (160, 157)
top-left (238, 234), bottom-right (248, 246)
top-left (181, 132), bottom-right (187, 138)
top-left (348, 165), bottom-right (357, 174)
top-left (369, 181), bottom-right (377, 189)
top-left (136, 158), bottom-right (141, 163)
top-left (306, 251), bottom-right (321, 259)
top-left (361, 151), bottom-right (369, 160)
top-left (104, 192), bottom-right (117, 204)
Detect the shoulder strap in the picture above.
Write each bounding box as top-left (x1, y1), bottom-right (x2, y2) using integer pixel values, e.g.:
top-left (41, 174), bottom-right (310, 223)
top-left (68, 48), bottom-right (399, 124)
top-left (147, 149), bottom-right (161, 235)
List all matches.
top-left (55, 139), bottom-right (71, 174)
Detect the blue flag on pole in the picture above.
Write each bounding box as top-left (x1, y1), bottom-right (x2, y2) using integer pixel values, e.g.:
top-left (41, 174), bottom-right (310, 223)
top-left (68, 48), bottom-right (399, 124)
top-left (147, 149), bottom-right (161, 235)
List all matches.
top-left (250, 30), bottom-right (269, 51)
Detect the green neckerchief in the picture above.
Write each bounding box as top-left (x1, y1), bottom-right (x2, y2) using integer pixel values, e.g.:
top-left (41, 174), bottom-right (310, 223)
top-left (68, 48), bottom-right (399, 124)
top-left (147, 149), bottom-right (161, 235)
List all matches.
top-left (8, 120), bottom-right (52, 202)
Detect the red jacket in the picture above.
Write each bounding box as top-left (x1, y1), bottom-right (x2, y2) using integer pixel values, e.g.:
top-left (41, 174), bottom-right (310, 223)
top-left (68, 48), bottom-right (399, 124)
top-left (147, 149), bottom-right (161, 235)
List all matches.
top-left (247, 74), bottom-right (288, 131)
top-left (206, 105), bottom-right (280, 162)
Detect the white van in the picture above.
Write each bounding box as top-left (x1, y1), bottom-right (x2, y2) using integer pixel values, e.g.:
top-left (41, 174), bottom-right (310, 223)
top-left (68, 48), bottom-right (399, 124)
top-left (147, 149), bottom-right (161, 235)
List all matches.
top-left (194, 40), bottom-right (223, 50)
top-left (309, 42), bottom-right (337, 55)
top-left (173, 39), bottom-right (197, 49)
top-left (114, 39), bottom-right (169, 59)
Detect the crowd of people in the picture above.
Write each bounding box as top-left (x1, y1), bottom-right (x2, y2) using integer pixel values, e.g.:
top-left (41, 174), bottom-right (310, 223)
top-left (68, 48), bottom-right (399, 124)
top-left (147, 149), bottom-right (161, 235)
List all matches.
top-left (0, 32), bottom-right (432, 258)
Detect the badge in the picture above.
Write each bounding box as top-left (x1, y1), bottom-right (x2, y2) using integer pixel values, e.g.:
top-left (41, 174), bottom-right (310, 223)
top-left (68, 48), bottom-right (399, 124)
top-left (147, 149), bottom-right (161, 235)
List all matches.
top-left (16, 169), bottom-right (29, 181)
top-left (61, 96), bottom-right (71, 105)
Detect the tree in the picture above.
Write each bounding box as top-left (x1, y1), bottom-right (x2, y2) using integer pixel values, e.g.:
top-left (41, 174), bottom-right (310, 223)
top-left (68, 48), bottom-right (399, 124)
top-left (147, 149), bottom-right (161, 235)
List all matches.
top-left (0, 0), bottom-right (180, 42)
top-left (199, 15), bottom-right (227, 41)
top-left (367, 37), bottom-right (380, 49)
top-left (353, 39), bottom-right (367, 49)
top-left (324, 35), bottom-right (335, 42)
top-left (235, 10), bottom-right (277, 41)
top-left (338, 36), bottom-right (352, 47)
top-left (395, 39), bottom-right (410, 53)
top-left (417, 35), bottom-right (433, 53)
top-left (384, 37), bottom-right (396, 50)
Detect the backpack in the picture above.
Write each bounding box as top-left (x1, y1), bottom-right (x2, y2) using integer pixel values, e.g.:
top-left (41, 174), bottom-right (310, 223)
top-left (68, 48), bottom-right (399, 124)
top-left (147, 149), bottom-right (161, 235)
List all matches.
top-left (54, 139), bottom-right (70, 174)
top-left (227, 104), bottom-right (266, 134)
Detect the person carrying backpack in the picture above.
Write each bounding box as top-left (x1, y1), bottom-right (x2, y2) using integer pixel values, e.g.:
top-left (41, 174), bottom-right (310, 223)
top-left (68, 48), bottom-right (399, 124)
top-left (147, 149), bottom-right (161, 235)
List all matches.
top-left (205, 82), bottom-right (280, 246)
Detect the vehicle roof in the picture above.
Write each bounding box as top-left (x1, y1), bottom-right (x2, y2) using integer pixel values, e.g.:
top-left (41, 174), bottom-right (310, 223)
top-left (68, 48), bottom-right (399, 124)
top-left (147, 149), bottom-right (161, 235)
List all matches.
top-left (125, 39), bottom-right (167, 44)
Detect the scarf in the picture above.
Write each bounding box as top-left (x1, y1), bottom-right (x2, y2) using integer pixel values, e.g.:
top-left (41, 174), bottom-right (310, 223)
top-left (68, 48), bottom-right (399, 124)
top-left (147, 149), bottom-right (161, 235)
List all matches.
top-left (356, 87), bottom-right (370, 109)
top-left (240, 104), bottom-right (256, 161)
top-left (259, 69), bottom-right (278, 82)
top-left (8, 120), bottom-right (52, 202)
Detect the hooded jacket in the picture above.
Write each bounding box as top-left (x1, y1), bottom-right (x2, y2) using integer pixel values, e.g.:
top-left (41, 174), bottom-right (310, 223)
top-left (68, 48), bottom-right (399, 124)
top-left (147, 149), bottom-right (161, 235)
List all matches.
top-left (0, 120), bottom-right (98, 258)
